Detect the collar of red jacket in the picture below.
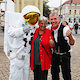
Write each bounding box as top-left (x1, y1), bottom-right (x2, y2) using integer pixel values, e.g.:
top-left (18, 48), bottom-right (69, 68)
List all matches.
top-left (51, 21), bottom-right (60, 30)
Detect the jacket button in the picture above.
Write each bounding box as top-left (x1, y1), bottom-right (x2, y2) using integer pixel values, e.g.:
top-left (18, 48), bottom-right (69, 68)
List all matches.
top-left (40, 55), bottom-right (42, 56)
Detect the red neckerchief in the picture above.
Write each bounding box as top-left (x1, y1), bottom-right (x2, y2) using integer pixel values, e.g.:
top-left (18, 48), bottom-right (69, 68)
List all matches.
top-left (51, 21), bottom-right (60, 31)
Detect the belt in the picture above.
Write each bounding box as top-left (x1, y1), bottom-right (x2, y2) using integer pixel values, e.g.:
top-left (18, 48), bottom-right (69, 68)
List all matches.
top-left (54, 50), bottom-right (70, 55)
top-left (56, 52), bottom-right (67, 55)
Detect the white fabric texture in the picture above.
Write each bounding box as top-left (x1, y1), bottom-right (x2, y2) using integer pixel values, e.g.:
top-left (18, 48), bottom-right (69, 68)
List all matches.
top-left (47, 24), bottom-right (70, 42)
top-left (69, 22), bottom-right (73, 28)
top-left (7, 22), bottom-right (36, 80)
top-left (21, 5), bottom-right (40, 16)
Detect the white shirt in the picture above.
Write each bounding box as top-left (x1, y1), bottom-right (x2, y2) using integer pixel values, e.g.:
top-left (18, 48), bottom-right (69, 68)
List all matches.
top-left (47, 24), bottom-right (73, 54)
top-left (69, 22), bottom-right (73, 28)
top-left (47, 24), bottom-right (70, 43)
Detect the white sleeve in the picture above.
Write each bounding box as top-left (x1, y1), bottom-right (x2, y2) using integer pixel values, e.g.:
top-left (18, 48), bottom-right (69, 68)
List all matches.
top-left (63, 25), bottom-right (70, 37)
top-left (46, 24), bottom-right (52, 30)
top-left (8, 26), bottom-right (24, 38)
top-left (69, 23), bottom-right (73, 28)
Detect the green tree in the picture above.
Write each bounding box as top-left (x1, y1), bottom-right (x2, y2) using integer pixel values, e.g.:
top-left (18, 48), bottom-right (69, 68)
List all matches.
top-left (43, 1), bottom-right (51, 18)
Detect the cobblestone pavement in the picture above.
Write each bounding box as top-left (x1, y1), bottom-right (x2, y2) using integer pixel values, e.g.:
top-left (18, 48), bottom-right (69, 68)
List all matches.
top-left (0, 32), bottom-right (80, 80)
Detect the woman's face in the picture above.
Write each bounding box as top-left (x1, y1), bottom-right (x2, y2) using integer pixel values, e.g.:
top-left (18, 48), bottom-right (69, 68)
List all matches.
top-left (62, 21), bottom-right (67, 26)
top-left (39, 20), bottom-right (47, 31)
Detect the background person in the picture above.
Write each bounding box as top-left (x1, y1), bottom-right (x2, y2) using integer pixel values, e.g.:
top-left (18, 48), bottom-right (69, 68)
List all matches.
top-left (47, 13), bottom-right (75, 80)
top-left (30, 16), bottom-right (55, 80)
top-left (69, 21), bottom-right (73, 31)
top-left (74, 22), bottom-right (79, 34)
top-left (62, 21), bottom-right (68, 26)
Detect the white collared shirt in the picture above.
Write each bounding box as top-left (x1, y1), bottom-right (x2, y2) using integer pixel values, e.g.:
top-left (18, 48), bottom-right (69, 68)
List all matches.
top-left (47, 24), bottom-right (70, 43)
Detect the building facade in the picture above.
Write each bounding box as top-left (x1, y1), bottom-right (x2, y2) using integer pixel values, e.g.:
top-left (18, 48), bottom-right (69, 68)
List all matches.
top-left (14, 0), bottom-right (43, 15)
top-left (58, 0), bottom-right (80, 24)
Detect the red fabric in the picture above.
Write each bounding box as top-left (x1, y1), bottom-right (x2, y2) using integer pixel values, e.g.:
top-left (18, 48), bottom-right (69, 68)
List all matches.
top-left (70, 28), bottom-right (73, 31)
top-left (51, 21), bottom-right (60, 30)
top-left (30, 28), bottom-right (54, 71)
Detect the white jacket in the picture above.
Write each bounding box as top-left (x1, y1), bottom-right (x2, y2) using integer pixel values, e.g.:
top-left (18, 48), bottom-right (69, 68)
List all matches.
top-left (7, 18), bottom-right (36, 60)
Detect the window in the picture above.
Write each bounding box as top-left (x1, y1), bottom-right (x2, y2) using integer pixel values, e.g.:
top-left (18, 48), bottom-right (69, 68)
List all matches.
top-left (79, 10), bottom-right (80, 15)
top-left (75, 10), bottom-right (76, 15)
top-left (69, 18), bottom-right (71, 22)
top-left (69, 10), bottom-right (71, 15)
top-left (79, 19), bottom-right (80, 23)
top-left (74, 18), bottom-right (76, 23)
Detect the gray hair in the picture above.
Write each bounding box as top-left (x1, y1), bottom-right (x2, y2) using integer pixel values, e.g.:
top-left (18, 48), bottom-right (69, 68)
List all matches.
top-left (38, 16), bottom-right (48, 23)
top-left (49, 12), bottom-right (59, 18)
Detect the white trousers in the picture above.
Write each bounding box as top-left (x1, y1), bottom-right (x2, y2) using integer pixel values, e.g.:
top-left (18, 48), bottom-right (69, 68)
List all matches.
top-left (9, 53), bottom-right (30, 80)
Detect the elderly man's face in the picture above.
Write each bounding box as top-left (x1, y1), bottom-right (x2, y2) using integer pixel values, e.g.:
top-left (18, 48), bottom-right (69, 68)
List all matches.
top-left (38, 20), bottom-right (47, 31)
top-left (50, 13), bottom-right (60, 28)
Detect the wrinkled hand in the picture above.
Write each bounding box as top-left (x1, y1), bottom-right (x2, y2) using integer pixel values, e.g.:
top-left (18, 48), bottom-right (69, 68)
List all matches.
top-left (49, 36), bottom-right (55, 47)
top-left (66, 29), bottom-right (72, 37)
top-left (23, 25), bottom-right (31, 33)
top-left (66, 30), bottom-right (75, 45)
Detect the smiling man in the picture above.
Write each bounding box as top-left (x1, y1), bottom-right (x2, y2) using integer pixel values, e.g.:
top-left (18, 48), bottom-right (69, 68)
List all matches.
top-left (47, 12), bottom-right (75, 80)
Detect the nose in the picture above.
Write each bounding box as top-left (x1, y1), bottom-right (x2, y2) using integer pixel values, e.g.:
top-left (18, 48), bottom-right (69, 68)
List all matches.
top-left (42, 23), bottom-right (46, 27)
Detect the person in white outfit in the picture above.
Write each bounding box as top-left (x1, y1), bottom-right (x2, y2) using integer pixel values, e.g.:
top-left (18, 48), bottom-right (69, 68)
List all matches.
top-left (68, 21), bottom-right (73, 31)
top-left (4, 5), bottom-right (40, 80)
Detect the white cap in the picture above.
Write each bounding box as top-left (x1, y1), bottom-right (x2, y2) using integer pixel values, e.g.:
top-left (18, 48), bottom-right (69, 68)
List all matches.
top-left (21, 5), bottom-right (41, 16)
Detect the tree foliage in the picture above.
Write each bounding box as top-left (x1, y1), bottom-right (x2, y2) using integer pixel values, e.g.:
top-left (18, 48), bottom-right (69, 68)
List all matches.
top-left (43, 1), bottom-right (51, 18)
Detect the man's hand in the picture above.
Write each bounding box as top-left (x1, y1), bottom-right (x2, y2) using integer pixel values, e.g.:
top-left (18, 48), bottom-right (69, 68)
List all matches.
top-left (66, 29), bottom-right (72, 37)
top-left (49, 36), bottom-right (55, 47)
top-left (66, 29), bottom-right (75, 45)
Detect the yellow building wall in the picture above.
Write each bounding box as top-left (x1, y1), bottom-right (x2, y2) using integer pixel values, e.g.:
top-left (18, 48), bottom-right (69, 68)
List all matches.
top-left (68, 6), bottom-right (80, 16)
top-left (14, 0), bottom-right (43, 15)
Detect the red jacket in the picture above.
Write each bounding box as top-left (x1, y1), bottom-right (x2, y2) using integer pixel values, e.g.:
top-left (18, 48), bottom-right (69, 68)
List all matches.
top-left (30, 28), bottom-right (54, 71)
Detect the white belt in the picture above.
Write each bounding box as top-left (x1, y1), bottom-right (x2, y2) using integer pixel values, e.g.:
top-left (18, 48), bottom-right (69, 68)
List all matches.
top-left (56, 52), bottom-right (67, 55)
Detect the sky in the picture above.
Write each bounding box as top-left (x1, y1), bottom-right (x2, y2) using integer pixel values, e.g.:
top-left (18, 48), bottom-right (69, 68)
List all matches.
top-left (1, 0), bottom-right (68, 11)
top-left (47, 0), bottom-right (68, 10)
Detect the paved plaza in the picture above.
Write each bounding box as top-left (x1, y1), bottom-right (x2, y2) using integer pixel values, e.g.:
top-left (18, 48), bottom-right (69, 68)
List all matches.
top-left (0, 30), bottom-right (80, 80)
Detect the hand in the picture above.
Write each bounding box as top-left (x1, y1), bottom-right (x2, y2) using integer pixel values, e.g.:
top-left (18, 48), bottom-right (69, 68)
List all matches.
top-left (49, 36), bottom-right (55, 47)
top-left (23, 25), bottom-right (31, 33)
top-left (66, 29), bottom-right (72, 37)
top-left (66, 30), bottom-right (75, 45)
